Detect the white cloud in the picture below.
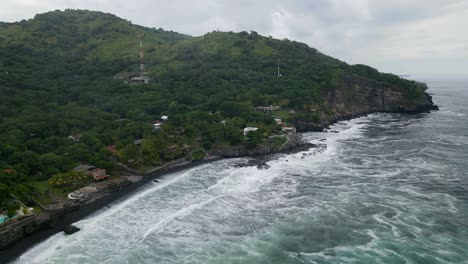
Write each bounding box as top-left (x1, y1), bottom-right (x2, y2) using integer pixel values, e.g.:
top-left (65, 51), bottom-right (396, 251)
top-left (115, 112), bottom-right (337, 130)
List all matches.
top-left (270, 8), bottom-right (292, 39)
top-left (330, 0), bottom-right (373, 22)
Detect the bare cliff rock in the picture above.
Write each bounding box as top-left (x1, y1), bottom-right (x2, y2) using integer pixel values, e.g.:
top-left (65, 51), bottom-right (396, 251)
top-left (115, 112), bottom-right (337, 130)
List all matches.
top-left (294, 75), bottom-right (438, 132)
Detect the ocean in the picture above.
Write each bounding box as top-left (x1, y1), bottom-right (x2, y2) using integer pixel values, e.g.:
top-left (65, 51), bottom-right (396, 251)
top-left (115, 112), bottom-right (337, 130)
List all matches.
top-left (12, 75), bottom-right (468, 264)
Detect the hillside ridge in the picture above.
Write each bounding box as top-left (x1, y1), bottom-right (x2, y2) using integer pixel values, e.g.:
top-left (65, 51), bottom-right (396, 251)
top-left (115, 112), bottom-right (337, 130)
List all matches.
top-left (0, 9), bottom-right (437, 231)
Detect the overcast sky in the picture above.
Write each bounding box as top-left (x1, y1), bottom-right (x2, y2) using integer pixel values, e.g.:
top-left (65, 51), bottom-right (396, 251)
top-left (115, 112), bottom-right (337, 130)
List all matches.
top-left (1, 0), bottom-right (468, 75)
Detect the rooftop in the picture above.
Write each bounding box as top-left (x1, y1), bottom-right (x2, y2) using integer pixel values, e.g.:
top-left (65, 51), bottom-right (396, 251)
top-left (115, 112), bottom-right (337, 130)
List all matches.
top-left (73, 165), bottom-right (96, 172)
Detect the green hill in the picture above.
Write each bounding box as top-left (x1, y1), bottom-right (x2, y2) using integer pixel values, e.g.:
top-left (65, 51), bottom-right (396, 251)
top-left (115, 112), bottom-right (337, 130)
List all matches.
top-left (0, 9), bottom-right (436, 211)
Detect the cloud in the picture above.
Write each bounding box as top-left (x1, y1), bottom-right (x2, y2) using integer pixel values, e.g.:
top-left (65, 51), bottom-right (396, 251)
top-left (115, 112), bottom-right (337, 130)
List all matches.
top-left (1, 0), bottom-right (467, 74)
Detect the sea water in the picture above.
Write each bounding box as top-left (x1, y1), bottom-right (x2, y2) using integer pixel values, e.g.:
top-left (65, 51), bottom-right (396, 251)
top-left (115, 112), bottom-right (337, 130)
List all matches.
top-left (13, 75), bottom-right (468, 263)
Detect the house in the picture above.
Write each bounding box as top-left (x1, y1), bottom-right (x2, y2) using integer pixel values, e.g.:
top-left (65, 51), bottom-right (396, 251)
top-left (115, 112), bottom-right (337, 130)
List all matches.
top-left (68, 134), bottom-right (82, 142)
top-left (274, 118), bottom-right (282, 125)
top-left (130, 76), bottom-right (151, 84)
top-left (244, 127), bottom-right (258, 136)
top-left (134, 139), bottom-right (144, 145)
top-left (106, 145), bottom-right (117, 155)
top-left (168, 144), bottom-right (178, 153)
top-left (282, 127), bottom-right (297, 134)
top-left (153, 120), bottom-right (162, 130)
top-left (73, 165), bottom-right (109, 181)
top-left (3, 168), bottom-right (15, 174)
top-left (161, 115), bottom-right (168, 121)
top-left (90, 168), bottom-right (109, 181)
top-left (255, 105), bottom-right (281, 112)
top-left (289, 109), bottom-right (296, 115)
top-left (73, 165), bottom-right (96, 173)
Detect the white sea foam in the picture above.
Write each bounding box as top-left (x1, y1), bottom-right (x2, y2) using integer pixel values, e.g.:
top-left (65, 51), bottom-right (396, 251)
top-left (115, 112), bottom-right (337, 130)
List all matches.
top-left (142, 194), bottom-right (225, 239)
top-left (13, 109), bottom-right (468, 263)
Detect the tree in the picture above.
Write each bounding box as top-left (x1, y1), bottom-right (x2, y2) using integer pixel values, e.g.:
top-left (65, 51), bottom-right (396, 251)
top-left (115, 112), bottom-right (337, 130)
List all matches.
top-left (48, 171), bottom-right (89, 187)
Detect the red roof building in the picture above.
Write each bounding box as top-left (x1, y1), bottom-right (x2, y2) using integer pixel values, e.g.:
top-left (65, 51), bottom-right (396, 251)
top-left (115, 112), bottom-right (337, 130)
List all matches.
top-left (90, 169), bottom-right (109, 181)
top-left (106, 145), bottom-right (117, 155)
top-left (3, 168), bottom-right (15, 174)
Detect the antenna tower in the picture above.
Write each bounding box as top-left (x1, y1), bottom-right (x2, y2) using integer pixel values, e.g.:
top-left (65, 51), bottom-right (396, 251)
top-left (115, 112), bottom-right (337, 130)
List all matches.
top-left (139, 34), bottom-right (145, 78)
top-left (277, 58), bottom-right (281, 77)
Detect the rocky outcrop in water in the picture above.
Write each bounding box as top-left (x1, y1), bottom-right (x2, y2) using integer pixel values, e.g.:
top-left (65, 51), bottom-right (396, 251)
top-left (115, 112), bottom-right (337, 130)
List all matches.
top-left (64, 225), bottom-right (80, 235)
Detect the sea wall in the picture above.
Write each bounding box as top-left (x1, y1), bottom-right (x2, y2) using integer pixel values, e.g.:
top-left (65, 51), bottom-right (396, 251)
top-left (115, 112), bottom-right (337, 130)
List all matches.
top-left (0, 214), bottom-right (51, 250)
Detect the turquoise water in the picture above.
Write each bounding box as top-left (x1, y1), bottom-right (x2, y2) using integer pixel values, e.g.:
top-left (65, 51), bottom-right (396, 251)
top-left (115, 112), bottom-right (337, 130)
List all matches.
top-left (14, 75), bottom-right (468, 263)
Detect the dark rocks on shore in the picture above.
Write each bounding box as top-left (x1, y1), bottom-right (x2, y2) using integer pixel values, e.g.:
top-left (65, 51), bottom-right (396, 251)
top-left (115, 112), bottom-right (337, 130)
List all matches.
top-left (64, 225), bottom-right (80, 235)
top-left (210, 134), bottom-right (314, 158)
top-left (0, 90), bottom-right (437, 260)
top-left (234, 159), bottom-right (270, 170)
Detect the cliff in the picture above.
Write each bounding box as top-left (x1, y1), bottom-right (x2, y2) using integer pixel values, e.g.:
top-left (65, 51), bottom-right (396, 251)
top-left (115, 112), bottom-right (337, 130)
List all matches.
top-left (293, 74), bottom-right (438, 132)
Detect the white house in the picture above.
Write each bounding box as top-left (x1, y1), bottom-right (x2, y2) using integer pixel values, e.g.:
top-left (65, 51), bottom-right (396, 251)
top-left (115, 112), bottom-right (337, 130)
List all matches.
top-left (282, 127), bottom-right (296, 134)
top-left (243, 127), bottom-right (258, 136)
top-left (153, 120), bottom-right (162, 130)
top-left (161, 115), bottom-right (168, 121)
top-left (274, 118), bottom-right (282, 125)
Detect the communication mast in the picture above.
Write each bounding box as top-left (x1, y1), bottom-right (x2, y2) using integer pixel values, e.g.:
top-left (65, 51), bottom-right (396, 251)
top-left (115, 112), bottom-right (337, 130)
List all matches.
top-left (139, 35), bottom-right (145, 78)
top-left (277, 58), bottom-right (282, 77)
top-left (131, 34), bottom-right (151, 84)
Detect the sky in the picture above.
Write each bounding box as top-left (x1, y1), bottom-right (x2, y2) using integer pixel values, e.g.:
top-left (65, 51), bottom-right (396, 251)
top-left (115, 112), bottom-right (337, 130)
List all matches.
top-left (1, 0), bottom-right (468, 75)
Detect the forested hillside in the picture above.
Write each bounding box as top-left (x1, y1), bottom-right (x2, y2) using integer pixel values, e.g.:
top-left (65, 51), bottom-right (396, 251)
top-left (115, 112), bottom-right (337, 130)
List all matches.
top-left (0, 9), bottom-right (435, 212)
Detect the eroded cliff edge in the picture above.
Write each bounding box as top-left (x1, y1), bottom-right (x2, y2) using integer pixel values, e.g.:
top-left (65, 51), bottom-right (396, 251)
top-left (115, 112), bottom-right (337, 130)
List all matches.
top-left (293, 74), bottom-right (438, 132)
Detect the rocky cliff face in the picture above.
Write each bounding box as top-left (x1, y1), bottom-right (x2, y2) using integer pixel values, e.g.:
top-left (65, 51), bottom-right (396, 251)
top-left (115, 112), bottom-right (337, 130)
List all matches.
top-left (294, 75), bottom-right (438, 132)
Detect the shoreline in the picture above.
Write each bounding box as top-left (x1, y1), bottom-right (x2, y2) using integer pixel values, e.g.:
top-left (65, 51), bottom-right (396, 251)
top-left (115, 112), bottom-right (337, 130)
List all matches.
top-left (0, 107), bottom-right (438, 263)
top-left (0, 138), bottom-right (314, 264)
top-left (0, 157), bottom-right (223, 264)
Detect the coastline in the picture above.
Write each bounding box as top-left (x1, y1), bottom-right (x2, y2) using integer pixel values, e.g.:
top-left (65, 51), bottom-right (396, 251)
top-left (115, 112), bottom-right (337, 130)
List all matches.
top-left (0, 135), bottom-right (313, 264)
top-left (0, 157), bottom-right (222, 264)
top-left (0, 105), bottom-right (438, 263)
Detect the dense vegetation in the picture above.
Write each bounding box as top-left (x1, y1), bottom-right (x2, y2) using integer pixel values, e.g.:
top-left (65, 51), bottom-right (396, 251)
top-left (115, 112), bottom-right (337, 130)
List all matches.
top-left (0, 9), bottom-right (429, 212)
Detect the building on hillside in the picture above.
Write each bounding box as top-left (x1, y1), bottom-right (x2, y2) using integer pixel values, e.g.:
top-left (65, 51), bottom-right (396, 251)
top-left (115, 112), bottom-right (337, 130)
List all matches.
top-left (168, 144), bottom-right (178, 153)
top-left (134, 139), bottom-right (144, 145)
top-left (255, 105), bottom-right (281, 112)
top-left (106, 145), bottom-right (117, 155)
top-left (131, 76), bottom-right (151, 84)
top-left (68, 134), bottom-right (82, 142)
top-left (90, 169), bottom-right (109, 181)
top-left (289, 109), bottom-right (296, 115)
top-left (153, 120), bottom-right (162, 130)
top-left (73, 165), bottom-right (109, 182)
top-left (282, 127), bottom-right (296, 134)
top-left (3, 168), bottom-right (15, 174)
top-left (244, 127), bottom-right (258, 136)
top-left (161, 115), bottom-right (168, 121)
top-left (73, 165), bottom-right (96, 173)
top-left (274, 118), bottom-right (282, 125)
